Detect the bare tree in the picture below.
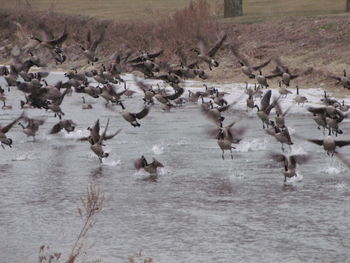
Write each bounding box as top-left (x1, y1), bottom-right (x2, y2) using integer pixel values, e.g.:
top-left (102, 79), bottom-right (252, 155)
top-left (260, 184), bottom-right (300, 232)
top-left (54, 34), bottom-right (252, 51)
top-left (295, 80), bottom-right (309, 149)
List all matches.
top-left (346, 0), bottom-right (350, 12)
top-left (224, 0), bottom-right (243, 17)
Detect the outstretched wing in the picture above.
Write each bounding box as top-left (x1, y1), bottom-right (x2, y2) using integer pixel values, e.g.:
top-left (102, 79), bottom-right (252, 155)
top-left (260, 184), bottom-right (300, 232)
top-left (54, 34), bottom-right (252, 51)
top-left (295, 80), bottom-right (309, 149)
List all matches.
top-left (135, 106), bottom-right (150, 120)
top-left (208, 34), bottom-right (227, 58)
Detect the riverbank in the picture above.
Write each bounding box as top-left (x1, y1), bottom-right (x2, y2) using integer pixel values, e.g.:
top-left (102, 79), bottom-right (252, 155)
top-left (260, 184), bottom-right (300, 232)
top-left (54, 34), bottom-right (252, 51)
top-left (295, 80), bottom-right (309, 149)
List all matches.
top-left (1, 5), bottom-right (350, 91)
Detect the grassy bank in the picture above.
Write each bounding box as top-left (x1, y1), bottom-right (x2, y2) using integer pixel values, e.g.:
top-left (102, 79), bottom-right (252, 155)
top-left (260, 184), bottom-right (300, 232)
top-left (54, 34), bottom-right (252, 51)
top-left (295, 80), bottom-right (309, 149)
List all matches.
top-left (0, 1), bottom-right (350, 89)
top-left (2, 0), bottom-right (346, 21)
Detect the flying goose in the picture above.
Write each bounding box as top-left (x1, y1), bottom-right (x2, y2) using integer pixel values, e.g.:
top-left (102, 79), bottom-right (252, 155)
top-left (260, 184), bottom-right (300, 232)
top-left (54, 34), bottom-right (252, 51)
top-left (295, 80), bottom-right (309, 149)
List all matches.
top-left (274, 101), bottom-right (293, 128)
top-left (50, 120), bottom-right (76, 134)
top-left (254, 90), bottom-right (277, 128)
top-left (272, 58), bottom-right (299, 86)
top-left (255, 70), bottom-right (280, 88)
top-left (297, 135), bottom-right (350, 156)
top-left (78, 119), bottom-right (121, 144)
top-left (80, 30), bottom-right (105, 65)
top-left (270, 153), bottom-right (310, 182)
top-left (117, 102), bottom-right (150, 127)
top-left (18, 116), bottom-right (45, 141)
top-left (32, 25), bottom-right (68, 52)
top-left (134, 156), bottom-right (164, 175)
top-left (211, 121), bottom-right (245, 160)
top-left (230, 46), bottom-right (271, 79)
top-left (90, 118), bottom-right (111, 163)
top-left (155, 87), bottom-right (184, 106)
top-left (193, 34), bottom-right (227, 70)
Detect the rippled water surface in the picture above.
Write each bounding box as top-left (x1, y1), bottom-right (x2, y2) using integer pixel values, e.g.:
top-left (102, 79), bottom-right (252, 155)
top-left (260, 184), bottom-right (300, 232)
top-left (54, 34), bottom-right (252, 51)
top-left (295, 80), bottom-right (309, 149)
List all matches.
top-left (1, 73), bottom-right (350, 263)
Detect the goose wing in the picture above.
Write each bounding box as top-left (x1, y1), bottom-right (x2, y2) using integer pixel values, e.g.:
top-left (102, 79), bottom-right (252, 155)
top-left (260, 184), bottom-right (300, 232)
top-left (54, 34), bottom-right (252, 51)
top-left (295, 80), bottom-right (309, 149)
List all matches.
top-left (152, 158), bottom-right (164, 168)
top-left (229, 45), bottom-right (250, 67)
top-left (98, 118), bottom-right (109, 144)
top-left (307, 107), bottom-right (326, 115)
top-left (134, 157), bottom-right (144, 170)
top-left (1, 114), bottom-right (24, 133)
top-left (90, 30), bottom-right (105, 52)
top-left (208, 34), bottom-right (227, 58)
top-left (90, 119), bottom-right (100, 143)
top-left (260, 90), bottom-right (272, 112)
top-left (104, 128), bottom-right (122, 140)
top-left (49, 122), bottom-right (63, 134)
top-left (335, 140), bottom-right (350, 147)
top-left (307, 139), bottom-right (324, 146)
top-left (135, 106), bottom-right (150, 120)
top-left (164, 87), bottom-right (184, 100)
top-left (252, 58), bottom-right (271, 71)
top-left (46, 26), bottom-right (68, 46)
top-left (290, 154), bottom-right (310, 168)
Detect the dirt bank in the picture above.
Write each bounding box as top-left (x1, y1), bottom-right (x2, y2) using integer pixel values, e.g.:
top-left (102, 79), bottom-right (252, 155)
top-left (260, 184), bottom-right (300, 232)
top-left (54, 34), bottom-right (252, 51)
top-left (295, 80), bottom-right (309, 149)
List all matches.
top-left (0, 6), bottom-right (350, 90)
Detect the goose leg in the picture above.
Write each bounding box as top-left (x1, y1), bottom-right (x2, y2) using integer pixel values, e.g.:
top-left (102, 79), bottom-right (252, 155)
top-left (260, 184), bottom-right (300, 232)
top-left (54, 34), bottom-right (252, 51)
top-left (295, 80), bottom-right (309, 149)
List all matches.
top-left (230, 148), bottom-right (233, 160)
top-left (221, 150), bottom-right (225, 160)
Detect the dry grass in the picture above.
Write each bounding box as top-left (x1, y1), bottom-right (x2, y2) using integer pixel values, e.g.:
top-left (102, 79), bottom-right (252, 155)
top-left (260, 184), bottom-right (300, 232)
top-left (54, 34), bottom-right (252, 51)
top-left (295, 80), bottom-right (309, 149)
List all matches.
top-left (2, 0), bottom-right (347, 21)
top-left (37, 184), bottom-right (104, 263)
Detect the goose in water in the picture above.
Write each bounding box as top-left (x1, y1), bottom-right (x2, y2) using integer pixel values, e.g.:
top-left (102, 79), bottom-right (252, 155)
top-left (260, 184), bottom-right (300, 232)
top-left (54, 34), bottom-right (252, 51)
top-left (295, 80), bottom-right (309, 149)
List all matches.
top-left (90, 118), bottom-right (111, 163)
top-left (134, 156), bottom-right (164, 175)
top-left (270, 153), bottom-right (310, 183)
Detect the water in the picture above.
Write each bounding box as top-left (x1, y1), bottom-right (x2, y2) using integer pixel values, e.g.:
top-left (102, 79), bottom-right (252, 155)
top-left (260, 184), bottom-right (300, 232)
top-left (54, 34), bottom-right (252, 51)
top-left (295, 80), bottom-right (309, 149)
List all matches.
top-left (1, 73), bottom-right (350, 263)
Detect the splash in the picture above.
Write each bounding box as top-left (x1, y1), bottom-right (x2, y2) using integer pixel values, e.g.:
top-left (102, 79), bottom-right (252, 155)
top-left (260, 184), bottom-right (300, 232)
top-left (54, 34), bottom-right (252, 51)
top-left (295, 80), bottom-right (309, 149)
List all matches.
top-left (236, 138), bottom-right (267, 152)
top-left (152, 144), bottom-right (164, 155)
top-left (321, 158), bottom-right (346, 174)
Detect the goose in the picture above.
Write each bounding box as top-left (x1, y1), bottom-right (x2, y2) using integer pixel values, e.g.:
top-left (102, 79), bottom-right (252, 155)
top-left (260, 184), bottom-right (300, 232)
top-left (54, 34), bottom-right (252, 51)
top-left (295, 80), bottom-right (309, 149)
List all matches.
top-left (81, 96), bottom-right (92, 110)
top-left (211, 121), bottom-right (245, 160)
top-left (270, 125), bottom-right (293, 151)
top-left (254, 90), bottom-right (277, 128)
top-left (50, 120), bottom-right (76, 134)
top-left (100, 84), bottom-right (126, 105)
top-left (18, 117), bottom-right (45, 141)
top-left (246, 94), bottom-right (255, 111)
top-left (307, 106), bottom-right (345, 136)
top-left (80, 30), bottom-right (105, 65)
top-left (230, 46), bottom-right (271, 78)
top-left (90, 118), bottom-right (111, 163)
top-left (0, 113), bottom-right (23, 148)
top-left (278, 81), bottom-right (292, 97)
top-left (294, 86), bottom-right (308, 105)
top-left (202, 101), bottom-right (230, 124)
top-left (274, 101), bottom-right (293, 128)
top-left (32, 25), bottom-right (68, 52)
top-left (212, 89), bottom-right (228, 107)
top-left (255, 70), bottom-right (280, 88)
top-left (134, 78), bottom-right (156, 104)
top-left (155, 87), bottom-right (184, 106)
top-left (339, 100), bottom-right (350, 112)
top-left (193, 34), bottom-right (227, 70)
top-left (272, 58), bottom-right (299, 86)
top-left (329, 70), bottom-right (350, 89)
top-left (304, 136), bottom-right (350, 156)
top-left (117, 102), bottom-right (150, 127)
top-left (78, 119), bottom-right (121, 144)
top-left (134, 156), bottom-right (164, 175)
top-left (47, 88), bottom-right (69, 119)
top-left (270, 153), bottom-right (310, 182)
